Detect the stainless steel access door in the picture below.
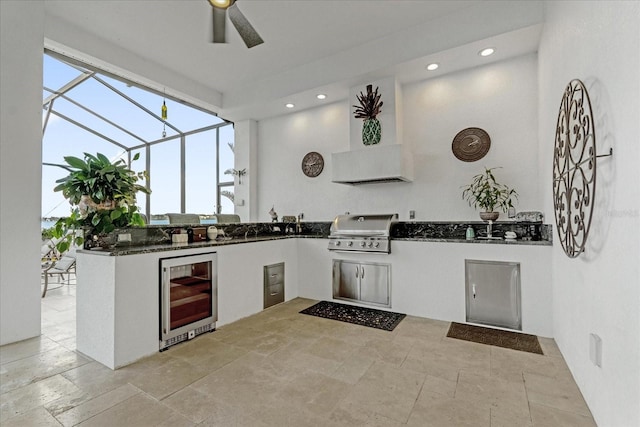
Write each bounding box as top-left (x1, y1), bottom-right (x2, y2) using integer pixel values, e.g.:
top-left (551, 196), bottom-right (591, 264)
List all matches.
top-left (465, 259), bottom-right (521, 330)
top-left (332, 260), bottom-right (391, 308)
top-left (334, 260), bottom-right (359, 300)
top-left (359, 263), bottom-right (390, 306)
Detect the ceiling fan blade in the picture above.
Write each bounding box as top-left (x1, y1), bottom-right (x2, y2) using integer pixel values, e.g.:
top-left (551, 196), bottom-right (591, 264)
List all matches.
top-left (212, 7), bottom-right (226, 43)
top-left (227, 3), bottom-right (263, 48)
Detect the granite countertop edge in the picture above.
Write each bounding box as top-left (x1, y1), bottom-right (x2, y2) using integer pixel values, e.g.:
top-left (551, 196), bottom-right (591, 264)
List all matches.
top-left (392, 237), bottom-right (552, 246)
top-left (79, 234), bottom-right (551, 256)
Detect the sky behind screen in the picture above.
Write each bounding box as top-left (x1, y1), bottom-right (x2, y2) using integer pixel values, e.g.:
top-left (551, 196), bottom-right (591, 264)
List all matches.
top-left (42, 54), bottom-right (234, 218)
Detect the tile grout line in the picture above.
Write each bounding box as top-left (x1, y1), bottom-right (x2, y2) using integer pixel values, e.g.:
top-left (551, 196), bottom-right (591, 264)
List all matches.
top-left (521, 371), bottom-right (535, 425)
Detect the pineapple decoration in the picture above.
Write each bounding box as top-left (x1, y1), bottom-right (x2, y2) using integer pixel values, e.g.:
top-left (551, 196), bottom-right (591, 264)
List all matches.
top-left (353, 84), bottom-right (383, 145)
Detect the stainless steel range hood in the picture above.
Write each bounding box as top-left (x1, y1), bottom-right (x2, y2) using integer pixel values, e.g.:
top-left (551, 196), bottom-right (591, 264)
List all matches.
top-left (331, 144), bottom-right (413, 185)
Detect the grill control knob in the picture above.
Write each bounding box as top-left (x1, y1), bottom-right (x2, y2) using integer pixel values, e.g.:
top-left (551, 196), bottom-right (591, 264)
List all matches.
top-left (374, 242), bottom-right (380, 248)
top-left (335, 241), bottom-right (341, 246)
top-left (347, 241), bottom-right (353, 247)
top-left (367, 242), bottom-right (373, 248)
top-left (360, 241), bottom-right (366, 248)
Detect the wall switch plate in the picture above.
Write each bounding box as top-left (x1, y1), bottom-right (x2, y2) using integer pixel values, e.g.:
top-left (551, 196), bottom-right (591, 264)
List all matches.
top-left (117, 233), bottom-right (131, 242)
top-left (236, 199), bottom-right (245, 206)
top-left (409, 210), bottom-right (415, 219)
top-left (590, 333), bottom-right (602, 367)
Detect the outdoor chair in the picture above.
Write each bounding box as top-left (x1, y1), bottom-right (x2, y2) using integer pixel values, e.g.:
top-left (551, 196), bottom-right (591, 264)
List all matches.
top-left (212, 214), bottom-right (241, 223)
top-left (167, 213), bottom-right (201, 224)
top-left (41, 254), bottom-right (76, 298)
top-left (40, 238), bottom-right (61, 263)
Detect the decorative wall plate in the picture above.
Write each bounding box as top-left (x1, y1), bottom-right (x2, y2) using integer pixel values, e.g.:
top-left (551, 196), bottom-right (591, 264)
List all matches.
top-left (452, 127), bottom-right (491, 162)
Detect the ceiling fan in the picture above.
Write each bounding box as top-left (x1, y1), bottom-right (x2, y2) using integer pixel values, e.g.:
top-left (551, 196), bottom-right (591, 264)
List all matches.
top-left (207, 0), bottom-right (264, 48)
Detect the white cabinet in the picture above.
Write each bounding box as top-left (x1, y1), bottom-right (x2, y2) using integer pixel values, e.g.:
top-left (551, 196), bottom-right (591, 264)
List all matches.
top-left (216, 239), bottom-right (298, 326)
top-left (76, 239), bottom-right (298, 369)
top-left (385, 241), bottom-right (552, 337)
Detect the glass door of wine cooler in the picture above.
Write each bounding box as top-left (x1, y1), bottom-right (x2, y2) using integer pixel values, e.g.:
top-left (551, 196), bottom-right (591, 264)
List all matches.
top-left (160, 253), bottom-right (217, 349)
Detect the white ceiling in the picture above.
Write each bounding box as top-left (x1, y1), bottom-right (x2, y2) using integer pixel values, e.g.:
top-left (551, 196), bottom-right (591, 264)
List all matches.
top-left (44, 0), bottom-right (544, 122)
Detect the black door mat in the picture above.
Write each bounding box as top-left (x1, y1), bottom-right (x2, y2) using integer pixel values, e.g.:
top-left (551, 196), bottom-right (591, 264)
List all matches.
top-left (447, 322), bottom-right (543, 354)
top-left (299, 301), bottom-right (406, 331)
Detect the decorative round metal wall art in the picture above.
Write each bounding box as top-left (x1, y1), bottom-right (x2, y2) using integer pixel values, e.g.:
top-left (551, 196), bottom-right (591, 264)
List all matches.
top-left (451, 127), bottom-right (491, 162)
top-left (552, 79), bottom-right (612, 258)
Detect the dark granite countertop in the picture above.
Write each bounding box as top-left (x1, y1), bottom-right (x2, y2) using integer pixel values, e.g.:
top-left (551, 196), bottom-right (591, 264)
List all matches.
top-left (79, 220), bottom-right (552, 256)
top-left (393, 237), bottom-right (551, 246)
top-left (79, 234), bottom-right (326, 256)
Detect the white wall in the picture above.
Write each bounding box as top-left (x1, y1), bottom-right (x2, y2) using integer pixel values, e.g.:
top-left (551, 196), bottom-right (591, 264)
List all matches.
top-left (234, 120), bottom-right (258, 222)
top-left (256, 54), bottom-right (541, 222)
top-left (0, 0), bottom-right (44, 345)
top-left (539, 1), bottom-right (640, 426)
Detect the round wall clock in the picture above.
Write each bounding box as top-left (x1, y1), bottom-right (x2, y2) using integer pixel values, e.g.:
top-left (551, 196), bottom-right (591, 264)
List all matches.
top-left (301, 152), bottom-right (324, 177)
top-left (452, 127), bottom-right (491, 162)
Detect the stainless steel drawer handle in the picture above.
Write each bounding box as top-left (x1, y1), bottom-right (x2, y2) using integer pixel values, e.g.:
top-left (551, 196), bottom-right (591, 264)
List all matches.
top-left (270, 291), bottom-right (279, 296)
top-left (270, 274), bottom-right (278, 277)
top-left (361, 266), bottom-right (365, 278)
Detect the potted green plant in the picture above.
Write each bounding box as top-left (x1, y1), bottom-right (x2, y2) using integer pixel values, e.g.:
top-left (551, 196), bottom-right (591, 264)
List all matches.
top-left (461, 167), bottom-right (518, 221)
top-left (52, 152), bottom-right (150, 252)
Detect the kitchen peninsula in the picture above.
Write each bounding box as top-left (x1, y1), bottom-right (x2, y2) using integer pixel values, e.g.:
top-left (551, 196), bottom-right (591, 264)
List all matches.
top-left (76, 220), bottom-right (552, 369)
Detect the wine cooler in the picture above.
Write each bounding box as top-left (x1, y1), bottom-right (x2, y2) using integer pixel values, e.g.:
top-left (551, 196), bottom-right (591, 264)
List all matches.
top-left (160, 252), bottom-right (218, 350)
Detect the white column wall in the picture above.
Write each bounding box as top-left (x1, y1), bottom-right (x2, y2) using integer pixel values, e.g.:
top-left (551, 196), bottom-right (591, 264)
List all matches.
top-left (539, 1), bottom-right (640, 425)
top-left (234, 120), bottom-right (258, 221)
top-left (0, 0), bottom-right (44, 345)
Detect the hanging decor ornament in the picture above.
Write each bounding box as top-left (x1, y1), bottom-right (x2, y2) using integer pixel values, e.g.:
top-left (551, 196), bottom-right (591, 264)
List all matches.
top-left (552, 79), bottom-right (613, 258)
top-left (353, 84), bottom-right (383, 146)
top-left (161, 98), bottom-right (168, 137)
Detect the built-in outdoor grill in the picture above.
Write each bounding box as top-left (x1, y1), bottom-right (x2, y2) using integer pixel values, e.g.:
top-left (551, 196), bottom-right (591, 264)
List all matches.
top-left (328, 214), bottom-right (397, 254)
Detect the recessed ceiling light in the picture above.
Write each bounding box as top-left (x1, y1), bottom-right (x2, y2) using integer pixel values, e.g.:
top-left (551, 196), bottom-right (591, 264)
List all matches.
top-left (285, 103), bottom-right (295, 108)
top-left (426, 63), bottom-right (439, 71)
top-left (316, 94), bottom-right (327, 100)
top-left (479, 47), bottom-right (495, 57)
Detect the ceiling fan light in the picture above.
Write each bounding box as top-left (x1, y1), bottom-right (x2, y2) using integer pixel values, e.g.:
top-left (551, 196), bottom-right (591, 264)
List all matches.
top-left (209, 0), bottom-right (232, 8)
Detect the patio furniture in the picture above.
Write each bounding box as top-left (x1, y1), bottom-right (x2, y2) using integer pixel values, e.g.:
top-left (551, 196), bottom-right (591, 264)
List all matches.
top-left (42, 254), bottom-right (76, 298)
top-left (167, 213), bottom-right (200, 224)
top-left (212, 214), bottom-right (241, 223)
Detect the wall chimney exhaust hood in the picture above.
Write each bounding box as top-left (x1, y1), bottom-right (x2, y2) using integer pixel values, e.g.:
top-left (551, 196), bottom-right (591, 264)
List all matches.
top-left (332, 77), bottom-right (413, 185)
top-left (332, 144), bottom-right (413, 185)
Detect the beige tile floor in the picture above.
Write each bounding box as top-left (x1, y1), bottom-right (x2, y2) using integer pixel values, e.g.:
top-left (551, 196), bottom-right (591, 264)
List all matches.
top-left (0, 281), bottom-right (597, 426)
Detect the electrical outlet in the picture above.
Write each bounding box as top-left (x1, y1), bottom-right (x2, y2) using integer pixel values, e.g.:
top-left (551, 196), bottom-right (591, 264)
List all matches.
top-left (409, 210), bottom-right (415, 219)
top-left (117, 233), bottom-right (131, 242)
top-left (188, 330), bottom-right (195, 340)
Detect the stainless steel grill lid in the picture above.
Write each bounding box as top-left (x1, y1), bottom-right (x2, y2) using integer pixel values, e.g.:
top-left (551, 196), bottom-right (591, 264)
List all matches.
top-left (329, 214), bottom-right (396, 237)
top-left (328, 214), bottom-right (397, 253)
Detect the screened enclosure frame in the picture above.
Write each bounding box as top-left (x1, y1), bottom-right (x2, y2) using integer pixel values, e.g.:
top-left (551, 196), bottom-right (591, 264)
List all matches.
top-left (42, 50), bottom-right (234, 221)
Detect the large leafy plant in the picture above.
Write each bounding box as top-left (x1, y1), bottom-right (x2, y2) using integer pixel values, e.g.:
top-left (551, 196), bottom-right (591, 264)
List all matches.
top-left (461, 167), bottom-right (518, 213)
top-left (52, 152), bottom-right (150, 252)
